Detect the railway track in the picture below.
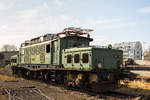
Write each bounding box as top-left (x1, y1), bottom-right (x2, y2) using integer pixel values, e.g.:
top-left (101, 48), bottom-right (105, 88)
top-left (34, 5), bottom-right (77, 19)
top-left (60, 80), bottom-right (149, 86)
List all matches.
top-left (34, 79), bottom-right (138, 100)
top-left (0, 68), bottom-right (146, 100)
top-left (102, 91), bottom-right (138, 99)
top-left (66, 86), bottom-right (138, 100)
top-left (4, 86), bottom-right (54, 100)
top-left (2, 74), bottom-right (143, 100)
top-left (12, 72), bottom-right (142, 100)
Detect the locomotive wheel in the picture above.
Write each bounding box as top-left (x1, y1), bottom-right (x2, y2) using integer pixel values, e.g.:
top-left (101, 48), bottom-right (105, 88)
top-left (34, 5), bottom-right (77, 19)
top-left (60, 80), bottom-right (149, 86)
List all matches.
top-left (55, 71), bottom-right (64, 84)
top-left (12, 66), bottom-right (16, 75)
top-left (17, 69), bottom-right (23, 77)
top-left (107, 74), bottom-right (115, 82)
top-left (44, 72), bottom-right (49, 81)
top-left (39, 71), bottom-right (44, 81)
top-left (33, 71), bottom-right (37, 79)
top-left (26, 71), bottom-right (30, 79)
top-left (64, 72), bottom-right (74, 87)
top-left (76, 73), bottom-right (89, 89)
top-left (75, 74), bottom-right (85, 88)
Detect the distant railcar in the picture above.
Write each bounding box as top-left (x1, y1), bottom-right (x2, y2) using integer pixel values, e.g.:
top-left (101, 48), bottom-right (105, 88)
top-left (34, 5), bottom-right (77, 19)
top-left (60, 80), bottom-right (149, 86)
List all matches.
top-left (11, 27), bottom-right (123, 92)
top-left (11, 55), bottom-right (18, 66)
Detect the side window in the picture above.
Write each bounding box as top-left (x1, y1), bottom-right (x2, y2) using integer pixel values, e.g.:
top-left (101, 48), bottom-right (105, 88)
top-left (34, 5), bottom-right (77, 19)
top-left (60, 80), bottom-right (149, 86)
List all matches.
top-left (67, 55), bottom-right (72, 63)
top-left (74, 54), bottom-right (80, 63)
top-left (46, 44), bottom-right (51, 53)
top-left (82, 53), bottom-right (89, 63)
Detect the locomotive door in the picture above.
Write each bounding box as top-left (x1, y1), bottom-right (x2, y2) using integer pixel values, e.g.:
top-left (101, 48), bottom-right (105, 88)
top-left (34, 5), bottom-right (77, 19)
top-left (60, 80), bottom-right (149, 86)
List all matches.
top-left (51, 41), bottom-right (57, 64)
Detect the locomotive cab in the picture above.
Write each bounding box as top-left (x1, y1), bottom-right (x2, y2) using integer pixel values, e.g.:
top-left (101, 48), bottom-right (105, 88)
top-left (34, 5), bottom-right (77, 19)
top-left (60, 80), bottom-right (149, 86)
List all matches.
top-left (63, 36), bottom-right (93, 48)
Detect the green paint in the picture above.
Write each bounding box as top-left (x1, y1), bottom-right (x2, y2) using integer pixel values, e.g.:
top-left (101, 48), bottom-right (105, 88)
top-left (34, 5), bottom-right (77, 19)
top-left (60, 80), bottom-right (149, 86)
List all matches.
top-left (62, 47), bottom-right (123, 69)
top-left (12, 35), bottom-right (122, 70)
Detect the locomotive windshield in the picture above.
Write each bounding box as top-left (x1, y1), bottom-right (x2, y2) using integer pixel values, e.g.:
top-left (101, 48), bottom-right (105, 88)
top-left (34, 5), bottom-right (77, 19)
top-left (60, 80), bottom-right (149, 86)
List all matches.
top-left (67, 40), bottom-right (89, 48)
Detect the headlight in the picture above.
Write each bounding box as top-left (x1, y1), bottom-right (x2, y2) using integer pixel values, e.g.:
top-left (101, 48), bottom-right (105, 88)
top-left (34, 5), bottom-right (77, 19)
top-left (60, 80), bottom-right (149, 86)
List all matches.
top-left (98, 61), bottom-right (102, 68)
top-left (120, 64), bottom-right (123, 67)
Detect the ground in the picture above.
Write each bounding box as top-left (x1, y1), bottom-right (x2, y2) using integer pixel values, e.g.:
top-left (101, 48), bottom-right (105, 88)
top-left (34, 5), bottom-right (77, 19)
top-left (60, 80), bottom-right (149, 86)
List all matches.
top-left (0, 67), bottom-right (104, 100)
top-left (0, 67), bottom-right (150, 100)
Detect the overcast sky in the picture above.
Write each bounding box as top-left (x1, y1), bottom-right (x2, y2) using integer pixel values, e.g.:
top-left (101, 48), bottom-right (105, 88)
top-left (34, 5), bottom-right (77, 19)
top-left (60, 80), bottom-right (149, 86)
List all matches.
top-left (0, 0), bottom-right (150, 49)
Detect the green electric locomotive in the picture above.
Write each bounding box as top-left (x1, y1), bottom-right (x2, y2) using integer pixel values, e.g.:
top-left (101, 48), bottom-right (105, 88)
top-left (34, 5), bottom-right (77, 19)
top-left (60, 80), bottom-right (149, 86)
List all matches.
top-left (11, 27), bottom-right (123, 92)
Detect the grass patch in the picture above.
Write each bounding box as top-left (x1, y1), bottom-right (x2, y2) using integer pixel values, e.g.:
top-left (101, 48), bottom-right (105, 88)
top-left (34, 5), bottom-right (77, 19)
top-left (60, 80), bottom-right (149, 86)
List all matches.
top-left (118, 78), bottom-right (150, 96)
top-left (0, 75), bottom-right (24, 81)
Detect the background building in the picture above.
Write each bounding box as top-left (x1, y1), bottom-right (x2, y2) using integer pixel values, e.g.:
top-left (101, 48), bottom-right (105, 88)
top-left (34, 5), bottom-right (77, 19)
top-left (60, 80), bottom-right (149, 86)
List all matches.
top-left (0, 51), bottom-right (19, 67)
top-left (143, 50), bottom-right (150, 61)
top-left (113, 41), bottom-right (143, 60)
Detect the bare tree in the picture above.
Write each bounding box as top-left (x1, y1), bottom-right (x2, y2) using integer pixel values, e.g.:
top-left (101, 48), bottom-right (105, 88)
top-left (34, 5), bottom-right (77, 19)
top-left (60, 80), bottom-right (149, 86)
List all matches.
top-left (1, 44), bottom-right (17, 51)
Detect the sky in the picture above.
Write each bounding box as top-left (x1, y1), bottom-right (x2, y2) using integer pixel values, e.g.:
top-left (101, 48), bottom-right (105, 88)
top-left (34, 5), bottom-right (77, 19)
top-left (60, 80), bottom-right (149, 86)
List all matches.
top-left (0, 0), bottom-right (150, 50)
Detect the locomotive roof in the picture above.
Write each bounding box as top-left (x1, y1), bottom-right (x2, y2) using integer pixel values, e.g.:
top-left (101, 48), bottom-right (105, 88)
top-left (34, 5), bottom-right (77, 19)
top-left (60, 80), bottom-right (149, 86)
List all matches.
top-left (21, 35), bottom-right (93, 48)
top-left (21, 27), bottom-right (93, 47)
top-left (60, 35), bottom-right (93, 41)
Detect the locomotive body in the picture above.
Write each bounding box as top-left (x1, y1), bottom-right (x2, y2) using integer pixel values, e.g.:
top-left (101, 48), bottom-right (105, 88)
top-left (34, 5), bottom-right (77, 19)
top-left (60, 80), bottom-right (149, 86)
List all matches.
top-left (62, 47), bottom-right (122, 70)
top-left (11, 27), bottom-right (123, 92)
top-left (20, 35), bottom-right (92, 66)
